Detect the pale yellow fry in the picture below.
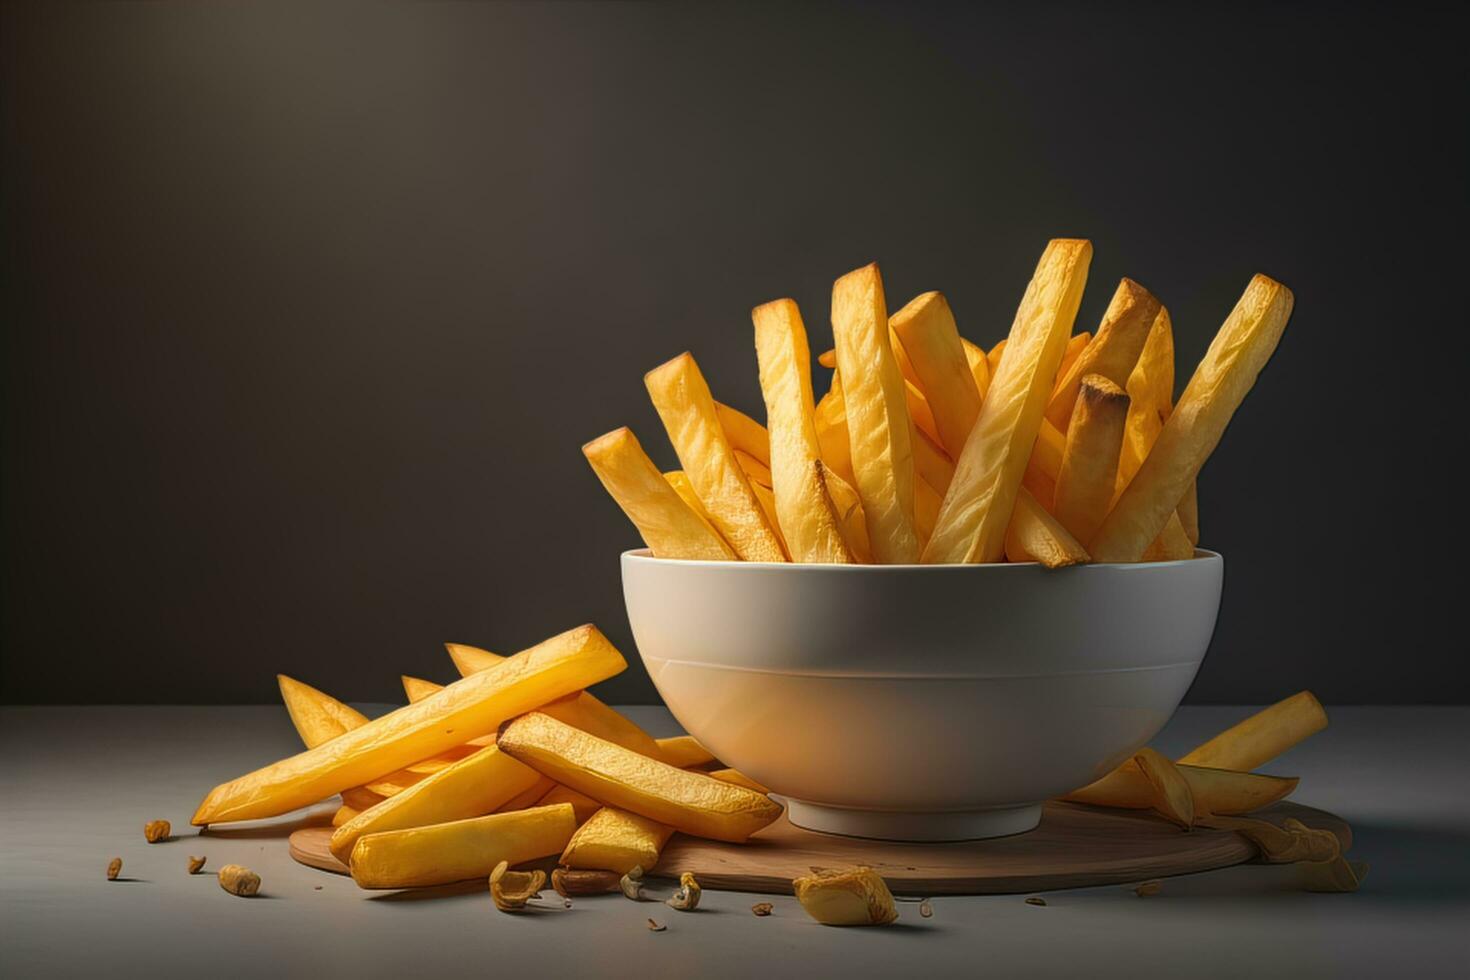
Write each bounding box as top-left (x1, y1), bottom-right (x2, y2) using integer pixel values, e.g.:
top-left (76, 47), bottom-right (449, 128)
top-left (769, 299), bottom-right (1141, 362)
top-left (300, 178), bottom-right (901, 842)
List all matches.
top-left (1021, 418), bottom-right (1066, 508)
top-left (817, 348), bottom-right (837, 369)
top-left (814, 378), bottom-right (856, 487)
top-left (735, 450), bottom-right (773, 488)
top-left (831, 263), bottom-right (919, 563)
top-left (1053, 331), bottom-right (1092, 393)
top-left (664, 470), bottom-right (728, 544)
top-left (278, 675), bottom-right (369, 748)
top-left (911, 424), bottom-right (955, 495)
top-left (538, 784), bottom-right (603, 824)
top-left (710, 768), bottom-right (771, 794)
top-left (496, 774), bottom-right (557, 812)
top-left (1143, 511), bottom-right (1195, 561)
top-left (714, 401), bottom-right (771, 467)
top-left (1004, 487), bottom-right (1089, 568)
top-left (747, 480), bottom-right (791, 558)
top-left (987, 338), bottom-right (1007, 375)
top-left (1061, 761), bottom-right (1298, 815)
top-left (753, 298), bottom-right (853, 563)
top-left (332, 805), bottom-right (358, 828)
top-left (1091, 275), bottom-right (1293, 562)
top-left (646, 353), bottom-right (786, 562)
top-left (1178, 479), bottom-right (1200, 545)
top-left (401, 675), bottom-right (441, 704)
top-left (330, 744), bottom-right (543, 863)
top-left (583, 427), bottom-right (737, 561)
top-left (650, 735), bottom-right (717, 770)
top-left (1054, 374), bottom-right (1130, 546)
top-left (817, 460), bottom-right (873, 562)
top-left (559, 806), bottom-right (673, 874)
top-left (1133, 747), bottom-right (1194, 828)
top-left (1117, 308), bottom-right (1176, 489)
top-left (1178, 691), bottom-right (1327, 772)
top-left (913, 476), bottom-right (941, 550)
top-left (960, 338), bottom-right (992, 401)
top-left (349, 804), bottom-right (576, 889)
top-left (924, 240), bottom-right (1092, 563)
top-left (904, 380), bottom-right (943, 448)
top-left (1046, 278), bottom-right (1161, 432)
top-left (192, 626), bottom-right (626, 825)
top-left (828, 373), bottom-right (952, 496)
top-left (498, 712), bottom-right (782, 843)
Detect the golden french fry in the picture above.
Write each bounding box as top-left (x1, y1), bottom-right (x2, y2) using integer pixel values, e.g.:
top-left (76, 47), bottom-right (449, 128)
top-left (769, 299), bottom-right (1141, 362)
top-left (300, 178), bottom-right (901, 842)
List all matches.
top-left (913, 475), bottom-right (942, 549)
top-left (583, 426), bottom-right (738, 562)
top-left (1178, 691), bottom-right (1327, 772)
top-left (1178, 479), bottom-right (1200, 545)
top-left (1196, 814), bottom-right (1339, 863)
top-left (498, 712), bottom-right (782, 843)
top-left (538, 784), bottom-right (603, 824)
top-left (960, 337), bottom-right (992, 401)
top-left (651, 735), bottom-right (717, 770)
top-left (1091, 275), bottom-right (1293, 562)
top-left (747, 480), bottom-right (791, 558)
top-left (817, 348), bottom-right (837, 369)
top-left (826, 373), bottom-right (951, 498)
top-left (348, 803), bottom-right (576, 889)
top-left (793, 867), bottom-right (898, 926)
top-left (1046, 279), bottom-right (1160, 431)
top-left (924, 240), bottom-right (1092, 563)
top-left (401, 675), bottom-right (441, 704)
top-left (987, 338), bottom-right (1007, 375)
top-left (192, 625), bottom-right (626, 825)
top-left (714, 401), bottom-right (770, 467)
top-left (1061, 761), bottom-right (1298, 815)
top-left (710, 768), bottom-right (770, 794)
top-left (277, 675), bottom-right (369, 748)
top-left (1133, 747), bottom-right (1194, 828)
top-left (330, 744), bottom-right (543, 863)
top-left (332, 805), bottom-right (359, 828)
top-left (560, 806), bottom-right (674, 874)
top-left (1004, 487), bottom-right (1089, 568)
top-left (911, 424), bottom-right (955, 495)
top-left (735, 450), bottom-right (773, 488)
top-left (1053, 374), bottom-right (1130, 546)
top-left (817, 461), bottom-right (872, 562)
top-left (814, 375), bottom-right (857, 487)
top-left (1143, 510), bottom-right (1195, 561)
top-left (664, 470), bottom-right (728, 544)
top-left (646, 353), bottom-right (786, 562)
top-left (497, 774), bottom-right (557, 812)
top-left (904, 380), bottom-right (943, 448)
top-left (1021, 418), bottom-right (1066, 507)
top-left (1053, 331), bottom-right (1092, 393)
top-left (340, 786), bottom-right (386, 812)
top-left (1117, 308), bottom-right (1175, 490)
top-left (752, 299), bottom-right (853, 564)
top-left (831, 263), bottom-right (919, 563)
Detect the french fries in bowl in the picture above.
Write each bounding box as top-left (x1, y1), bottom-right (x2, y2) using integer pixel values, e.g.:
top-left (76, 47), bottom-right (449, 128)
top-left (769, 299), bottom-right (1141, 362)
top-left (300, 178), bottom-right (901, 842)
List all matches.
top-left (594, 243), bottom-right (1293, 841)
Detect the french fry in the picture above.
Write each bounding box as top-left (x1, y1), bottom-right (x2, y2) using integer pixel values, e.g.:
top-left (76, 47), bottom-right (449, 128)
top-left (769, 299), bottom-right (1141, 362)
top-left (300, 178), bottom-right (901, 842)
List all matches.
top-left (1178, 691), bottom-right (1327, 772)
top-left (1004, 487), bottom-right (1089, 568)
top-left (987, 338), bottom-right (1007, 375)
top-left (1197, 814), bottom-right (1339, 863)
top-left (913, 476), bottom-right (941, 548)
top-left (538, 784), bottom-right (603, 824)
top-left (329, 744), bottom-right (544, 863)
top-left (1061, 761), bottom-right (1298, 815)
top-left (911, 424), bottom-right (955, 495)
top-left (332, 805), bottom-right (359, 827)
top-left (735, 450), bottom-right (773, 489)
top-left (1053, 374), bottom-right (1130, 546)
top-left (583, 426), bottom-right (738, 562)
top-left (710, 768), bottom-right (771, 794)
top-left (830, 263), bottom-right (920, 563)
top-left (904, 380), bottom-right (943, 448)
top-left (714, 401), bottom-right (771, 467)
top-left (559, 806), bottom-right (674, 874)
top-left (192, 625), bottom-right (626, 825)
top-left (960, 337), bottom-right (992, 401)
top-left (1091, 275), bottom-right (1293, 562)
top-left (923, 240), bottom-right (1092, 563)
top-left (1178, 479), bottom-right (1200, 545)
top-left (1117, 308), bottom-right (1176, 489)
top-left (1021, 418), bottom-right (1066, 507)
top-left (348, 803), bottom-right (576, 889)
top-left (1142, 510), bottom-right (1195, 561)
top-left (443, 644), bottom-right (665, 760)
top-left (340, 786), bottom-right (386, 812)
top-left (752, 299), bottom-right (853, 564)
top-left (814, 375), bottom-right (857, 487)
top-left (1133, 747), bottom-right (1194, 828)
top-left (1054, 331), bottom-right (1092, 392)
top-left (278, 675), bottom-right (369, 748)
top-left (664, 470), bottom-right (727, 543)
top-left (747, 480), bottom-right (791, 558)
top-left (817, 349), bottom-right (837, 370)
top-left (651, 735), bottom-right (717, 770)
top-left (498, 712), bottom-right (781, 843)
top-left (497, 774), bottom-right (557, 812)
top-left (1046, 278), bottom-right (1160, 432)
top-left (645, 353), bottom-right (786, 562)
top-left (817, 461), bottom-right (872, 562)
top-left (401, 675), bottom-right (441, 704)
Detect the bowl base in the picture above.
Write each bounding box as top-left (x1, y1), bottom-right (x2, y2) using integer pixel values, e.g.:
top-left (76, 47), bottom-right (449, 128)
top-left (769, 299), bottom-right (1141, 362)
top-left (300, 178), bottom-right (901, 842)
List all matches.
top-left (784, 799), bottom-right (1042, 842)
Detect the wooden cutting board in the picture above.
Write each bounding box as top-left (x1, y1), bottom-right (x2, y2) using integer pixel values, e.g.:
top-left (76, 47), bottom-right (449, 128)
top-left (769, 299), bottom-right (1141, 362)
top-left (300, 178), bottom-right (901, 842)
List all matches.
top-left (289, 800), bottom-right (1349, 896)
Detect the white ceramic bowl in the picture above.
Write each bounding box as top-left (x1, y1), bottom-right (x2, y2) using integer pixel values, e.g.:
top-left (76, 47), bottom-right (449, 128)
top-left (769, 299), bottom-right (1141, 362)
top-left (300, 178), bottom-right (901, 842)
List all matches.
top-left (622, 548), bottom-right (1223, 842)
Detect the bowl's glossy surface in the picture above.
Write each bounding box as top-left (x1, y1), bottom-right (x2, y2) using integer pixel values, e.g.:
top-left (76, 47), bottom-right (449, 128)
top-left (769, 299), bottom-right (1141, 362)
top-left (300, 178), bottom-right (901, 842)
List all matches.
top-left (622, 549), bottom-right (1224, 841)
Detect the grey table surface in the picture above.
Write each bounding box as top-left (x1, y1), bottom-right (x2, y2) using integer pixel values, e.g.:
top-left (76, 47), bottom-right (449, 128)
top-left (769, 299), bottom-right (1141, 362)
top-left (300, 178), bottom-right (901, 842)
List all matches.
top-left (2, 704), bottom-right (1467, 979)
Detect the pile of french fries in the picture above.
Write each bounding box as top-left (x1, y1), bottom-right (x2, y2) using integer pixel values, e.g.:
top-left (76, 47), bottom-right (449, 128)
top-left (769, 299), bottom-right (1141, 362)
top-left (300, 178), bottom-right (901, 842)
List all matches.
top-left (585, 240), bottom-right (1294, 566)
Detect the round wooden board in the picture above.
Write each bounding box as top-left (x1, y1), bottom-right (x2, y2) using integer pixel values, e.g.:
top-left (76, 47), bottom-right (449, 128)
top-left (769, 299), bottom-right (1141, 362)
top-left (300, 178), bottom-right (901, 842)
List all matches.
top-left (289, 800), bottom-right (1349, 896)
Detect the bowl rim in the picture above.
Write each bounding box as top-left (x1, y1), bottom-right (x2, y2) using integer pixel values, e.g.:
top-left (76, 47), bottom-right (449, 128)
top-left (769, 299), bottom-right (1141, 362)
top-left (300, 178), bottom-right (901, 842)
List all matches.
top-left (622, 547), bottom-right (1221, 572)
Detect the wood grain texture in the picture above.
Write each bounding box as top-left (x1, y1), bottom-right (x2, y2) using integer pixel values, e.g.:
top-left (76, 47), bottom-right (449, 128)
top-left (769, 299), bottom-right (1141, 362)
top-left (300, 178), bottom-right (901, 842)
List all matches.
top-left (290, 800), bottom-right (1349, 895)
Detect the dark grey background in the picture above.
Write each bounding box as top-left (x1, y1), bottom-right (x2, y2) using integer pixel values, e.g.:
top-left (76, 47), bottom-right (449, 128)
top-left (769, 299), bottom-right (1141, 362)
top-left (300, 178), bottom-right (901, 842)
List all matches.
top-left (3, 2), bottom-right (1465, 705)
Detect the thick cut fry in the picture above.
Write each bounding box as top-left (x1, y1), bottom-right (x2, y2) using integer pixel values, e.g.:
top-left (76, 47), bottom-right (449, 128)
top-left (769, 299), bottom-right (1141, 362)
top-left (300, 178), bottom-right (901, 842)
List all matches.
top-left (924, 240), bottom-right (1092, 563)
top-left (814, 376), bottom-right (857, 487)
top-left (1117, 308), bottom-right (1176, 489)
top-left (497, 774), bottom-right (557, 812)
top-left (1021, 418), bottom-right (1066, 507)
top-left (498, 713), bottom-right (781, 843)
top-left (583, 427), bottom-right (737, 562)
top-left (1047, 279), bottom-right (1160, 432)
top-left (747, 481), bottom-right (790, 557)
top-left (1133, 747), bottom-right (1194, 828)
top-left (443, 644), bottom-right (664, 760)
top-left (1053, 375), bottom-right (1130, 546)
top-left (1142, 510), bottom-right (1195, 561)
top-left (664, 470), bottom-right (727, 543)
top-left (651, 735), bottom-right (717, 770)
top-left (332, 805), bottom-right (359, 827)
top-left (753, 299), bottom-right (854, 564)
top-left (348, 804), bottom-right (576, 889)
top-left (818, 461), bottom-right (873, 563)
top-left (713, 401), bottom-right (770, 467)
top-left (735, 450), bottom-right (773, 488)
top-left (1092, 275), bottom-right (1293, 561)
top-left (401, 675), bottom-right (441, 704)
top-left (1061, 762), bottom-right (1298, 815)
top-left (987, 338), bottom-right (1007, 375)
top-left (831, 263), bottom-right (919, 563)
top-left (1004, 487), bottom-right (1089, 568)
top-left (960, 338), bottom-right (992, 401)
top-left (340, 787), bottom-right (386, 812)
top-left (1178, 480), bottom-right (1200, 545)
top-left (1054, 331), bottom-right (1092, 393)
top-left (913, 476), bottom-right (942, 547)
top-left (278, 675), bottom-right (369, 748)
top-left (904, 381), bottom-right (943, 448)
top-left (538, 784), bottom-right (603, 824)
top-left (560, 806), bottom-right (674, 874)
top-left (1178, 691), bottom-right (1327, 772)
top-left (911, 425), bottom-right (955, 495)
top-left (710, 768), bottom-right (770, 794)
top-left (330, 744), bottom-right (543, 862)
top-left (192, 626), bottom-right (626, 825)
top-left (646, 353), bottom-right (786, 562)
top-left (793, 867), bottom-right (898, 926)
